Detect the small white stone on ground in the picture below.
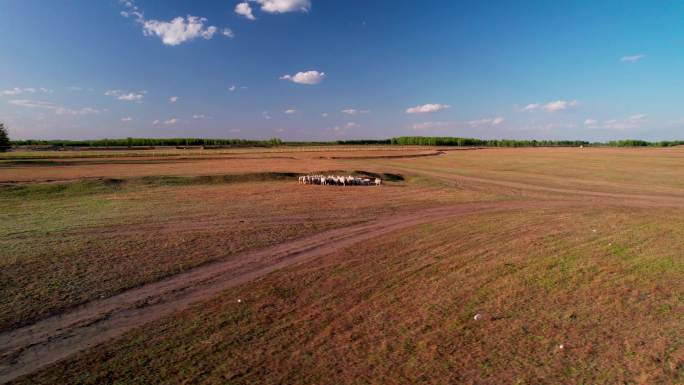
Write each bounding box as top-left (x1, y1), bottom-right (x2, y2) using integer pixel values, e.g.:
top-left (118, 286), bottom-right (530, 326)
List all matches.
top-left (237, 299), bottom-right (242, 303)
top-left (559, 344), bottom-right (565, 350)
top-left (473, 313), bottom-right (482, 320)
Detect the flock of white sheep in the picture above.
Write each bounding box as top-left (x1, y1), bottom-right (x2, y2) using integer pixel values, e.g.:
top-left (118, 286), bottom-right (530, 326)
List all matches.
top-left (298, 174), bottom-right (382, 186)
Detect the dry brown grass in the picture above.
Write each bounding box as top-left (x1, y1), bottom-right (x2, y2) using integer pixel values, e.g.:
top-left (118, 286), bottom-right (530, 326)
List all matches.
top-left (0, 172), bottom-right (500, 331)
top-left (3, 146), bottom-right (684, 384)
top-left (15, 206), bottom-right (684, 385)
top-left (373, 147), bottom-right (684, 197)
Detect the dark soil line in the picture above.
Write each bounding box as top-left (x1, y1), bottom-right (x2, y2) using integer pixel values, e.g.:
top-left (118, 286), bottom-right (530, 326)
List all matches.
top-left (320, 151), bottom-right (446, 160)
top-left (0, 199), bottom-right (578, 384)
top-left (0, 156), bottom-right (297, 167)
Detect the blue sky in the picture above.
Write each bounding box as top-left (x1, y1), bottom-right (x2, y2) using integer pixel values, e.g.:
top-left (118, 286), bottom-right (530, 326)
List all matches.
top-left (1, 0), bottom-right (683, 141)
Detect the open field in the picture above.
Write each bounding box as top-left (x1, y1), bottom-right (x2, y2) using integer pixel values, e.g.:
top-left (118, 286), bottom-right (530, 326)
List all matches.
top-left (2, 146), bottom-right (684, 384)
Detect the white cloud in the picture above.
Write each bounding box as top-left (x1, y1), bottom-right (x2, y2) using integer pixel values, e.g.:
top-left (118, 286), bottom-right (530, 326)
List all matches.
top-left (228, 85), bottom-right (237, 91)
top-left (169, 96), bottom-right (179, 103)
top-left (280, 70), bottom-right (325, 85)
top-left (405, 103), bottom-right (451, 114)
top-left (222, 28), bottom-right (235, 38)
top-left (468, 117), bottom-right (504, 127)
top-left (235, 2), bottom-right (256, 20)
top-left (105, 90), bottom-right (145, 102)
top-left (164, 118), bottom-right (178, 125)
top-left (523, 100), bottom-right (577, 112)
top-left (322, 112), bottom-right (328, 117)
top-left (341, 109), bottom-right (369, 115)
top-left (8, 99), bottom-right (100, 116)
top-left (284, 109), bottom-right (297, 114)
top-left (250, 0), bottom-right (311, 13)
top-left (620, 54), bottom-right (645, 63)
top-left (119, 1), bottom-right (219, 46)
top-left (118, 92), bottom-right (144, 102)
top-left (152, 119), bottom-right (160, 125)
top-left (142, 16), bottom-right (217, 46)
top-left (121, 117), bottom-right (133, 122)
top-left (262, 111), bottom-right (272, 120)
top-left (192, 114), bottom-right (211, 119)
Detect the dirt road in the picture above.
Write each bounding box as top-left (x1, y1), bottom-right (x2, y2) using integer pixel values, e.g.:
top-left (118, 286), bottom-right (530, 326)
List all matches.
top-left (0, 199), bottom-right (578, 383)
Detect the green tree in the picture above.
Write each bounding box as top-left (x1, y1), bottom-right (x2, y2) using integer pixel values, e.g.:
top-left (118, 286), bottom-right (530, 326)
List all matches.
top-left (0, 122), bottom-right (10, 152)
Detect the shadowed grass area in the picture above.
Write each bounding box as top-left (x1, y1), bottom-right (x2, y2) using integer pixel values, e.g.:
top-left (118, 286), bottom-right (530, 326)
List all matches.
top-left (0, 171), bottom-right (404, 200)
top-left (17, 207), bottom-right (684, 385)
top-left (0, 172), bottom-right (301, 199)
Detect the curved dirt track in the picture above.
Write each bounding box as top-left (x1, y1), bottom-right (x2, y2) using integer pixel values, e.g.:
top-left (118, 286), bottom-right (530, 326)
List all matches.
top-left (391, 167), bottom-right (684, 206)
top-left (0, 199), bottom-right (578, 383)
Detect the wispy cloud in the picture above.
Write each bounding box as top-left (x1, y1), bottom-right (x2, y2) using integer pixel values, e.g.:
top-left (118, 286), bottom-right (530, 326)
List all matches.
top-left (620, 54), bottom-right (645, 63)
top-left (405, 103), bottom-right (451, 114)
top-left (222, 28), bottom-right (235, 38)
top-left (411, 121), bottom-right (450, 131)
top-left (341, 109), bottom-right (370, 115)
top-left (121, 116), bottom-right (133, 122)
top-left (280, 70), bottom-right (326, 85)
top-left (468, 117), bottom-right (504, 127)
top-left (164, 117), bottom-right (178, 125)
top-left (584, 114), bottom-right (646, 130)
top-left (284, 109), bottom-right (297, 114)
top-left (411, 116), bottom-right (505, 131)
top-left (169, 96), bottom-right (179, 103)
top-left (105, 89), bottom-right (145, 102)
top-left (523, 100), bottom-right (577, 112)
top-left (8, 99), bottom-right (100, 116)
top-left (333, 122), bottom-right (360, 132)
top-left (1, 87), bottom-right (52, 96)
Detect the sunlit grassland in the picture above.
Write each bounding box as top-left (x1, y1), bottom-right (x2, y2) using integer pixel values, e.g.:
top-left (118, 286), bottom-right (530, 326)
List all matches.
top-left (18, 207), bottom-right (684, 385)
top-left (374, 147), bottom-right (684, 195)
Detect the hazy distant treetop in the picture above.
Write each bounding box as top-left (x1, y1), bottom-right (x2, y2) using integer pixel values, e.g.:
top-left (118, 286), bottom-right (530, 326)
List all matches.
top-left (0, 122), bottom-right (10, 152)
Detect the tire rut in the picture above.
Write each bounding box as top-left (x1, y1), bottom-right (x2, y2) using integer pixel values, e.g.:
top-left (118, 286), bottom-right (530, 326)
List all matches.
top-left (0, 199), bottom-right (577, 383)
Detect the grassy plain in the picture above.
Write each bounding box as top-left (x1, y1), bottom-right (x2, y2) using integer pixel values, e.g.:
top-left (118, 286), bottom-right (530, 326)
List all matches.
top-left (2, 145), bottom-right (684, 384)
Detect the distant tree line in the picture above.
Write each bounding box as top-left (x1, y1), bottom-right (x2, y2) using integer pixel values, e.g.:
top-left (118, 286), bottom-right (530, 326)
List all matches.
top-left (607, 139), bottom-right (684, 147)
top-left (11, 137), bottom-right (284, 147)
top-left (7, 134), bottom-right (684, 149)
top-left (388, 137), bottom-right (591, 147)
